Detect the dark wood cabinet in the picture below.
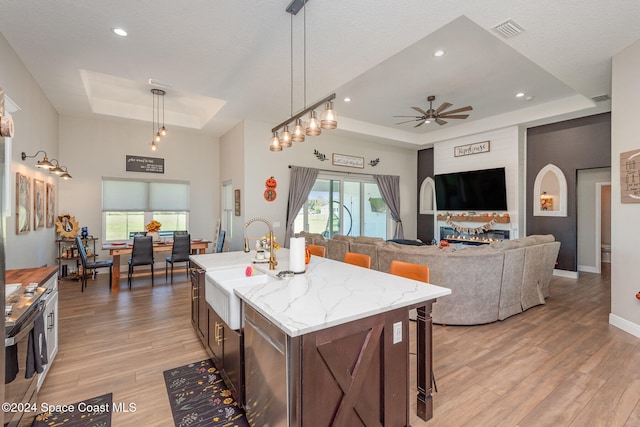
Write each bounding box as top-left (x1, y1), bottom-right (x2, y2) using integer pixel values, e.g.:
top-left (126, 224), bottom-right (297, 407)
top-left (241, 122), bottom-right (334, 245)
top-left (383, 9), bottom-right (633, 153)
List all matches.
top-left (190, 264), bottom-right (206, 342)
top-left (207, 306), bottom-right (243, 404)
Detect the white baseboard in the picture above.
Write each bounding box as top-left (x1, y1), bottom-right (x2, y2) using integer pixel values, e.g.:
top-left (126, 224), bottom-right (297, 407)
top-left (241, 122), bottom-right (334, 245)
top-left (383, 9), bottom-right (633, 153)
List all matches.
top-left (553, 269), bottom-right (579, 279)
top-left (609, 313), bottom-right (640, 339)
top-left (578, 264), bottom-right (599, 273)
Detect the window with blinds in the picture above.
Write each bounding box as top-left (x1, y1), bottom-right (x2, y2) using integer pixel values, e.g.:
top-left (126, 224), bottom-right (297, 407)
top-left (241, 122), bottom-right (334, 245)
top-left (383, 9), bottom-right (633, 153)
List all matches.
top-left (102, 178), bottom-right (190, 241)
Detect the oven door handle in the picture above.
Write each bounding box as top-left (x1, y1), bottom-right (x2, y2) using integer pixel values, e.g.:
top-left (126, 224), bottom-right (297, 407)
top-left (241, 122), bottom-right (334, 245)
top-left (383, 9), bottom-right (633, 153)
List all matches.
top-left (5, 302), bottom-right (44, 347)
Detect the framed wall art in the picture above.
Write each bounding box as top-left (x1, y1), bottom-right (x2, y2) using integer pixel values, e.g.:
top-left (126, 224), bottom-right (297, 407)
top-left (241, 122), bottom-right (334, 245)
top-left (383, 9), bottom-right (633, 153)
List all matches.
top-left (16, 172), bottom-right (30, 234)
top-left (46, 183), bottom-right (55, 228)
top-left (34, 179), bottom-right (45, 229)
top-left (332, 153), bottom-right (364, 169)
top-left (234, 189), bottom-right (241, 216)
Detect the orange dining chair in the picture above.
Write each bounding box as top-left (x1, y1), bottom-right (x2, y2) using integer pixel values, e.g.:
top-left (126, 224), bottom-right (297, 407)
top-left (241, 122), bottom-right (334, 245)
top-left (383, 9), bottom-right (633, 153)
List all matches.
top-left (308, 244), bottom-right (326, 258)
top-left (389, 260), bottom-right (430, 283)
top-left (343, 252), bottom-right (371, 269)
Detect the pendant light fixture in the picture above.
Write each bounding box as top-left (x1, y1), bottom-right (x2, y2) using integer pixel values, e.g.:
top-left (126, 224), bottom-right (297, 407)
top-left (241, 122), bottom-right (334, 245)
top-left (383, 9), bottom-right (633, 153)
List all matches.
top-left (269, 0), bottom-right (337, 151)
top-left (150, 88), bottom-right (168, 151)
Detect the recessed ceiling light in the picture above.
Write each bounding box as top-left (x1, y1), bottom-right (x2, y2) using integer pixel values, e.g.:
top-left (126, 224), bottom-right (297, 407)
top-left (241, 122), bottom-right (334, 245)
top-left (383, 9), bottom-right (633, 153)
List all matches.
top-left (113, 28), bottom-right (128, 37)
top-left (343, 97), bottom-right (351, 102)
top-left (516, 92), bottom-right (525, 98)
top-left (525, 96), bottom-right (535, 101)
top-left (433, 50), bottom-right (445, 57)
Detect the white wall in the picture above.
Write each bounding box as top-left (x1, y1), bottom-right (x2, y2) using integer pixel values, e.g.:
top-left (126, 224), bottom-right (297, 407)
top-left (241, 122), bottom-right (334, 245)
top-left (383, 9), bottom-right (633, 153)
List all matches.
top-left (219, 122), bottom-right (245, 251)
top-left (221, 120), bottom-right (418, 251)
top-left (58, 115), bottom-right (219, 265)
top-left (577, 167), bottom-right (611, 272)
top-left (433, 126), bottom-right (522, 238)
top-left (0, 33), bottom-right (59, 269)
top-left (610, 38), bottom-right (640, 337)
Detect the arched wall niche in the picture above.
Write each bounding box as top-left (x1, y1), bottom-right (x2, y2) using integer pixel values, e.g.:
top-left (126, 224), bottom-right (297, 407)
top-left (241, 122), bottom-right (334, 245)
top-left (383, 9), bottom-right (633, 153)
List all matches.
top-left (533, 163), bottom-right (567, 217)
top-left (419, 177), bottom-right (436, 214)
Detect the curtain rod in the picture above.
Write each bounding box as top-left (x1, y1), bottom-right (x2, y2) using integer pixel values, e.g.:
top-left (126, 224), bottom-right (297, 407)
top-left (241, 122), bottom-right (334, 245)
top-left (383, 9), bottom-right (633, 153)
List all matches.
top-left (288, 164), bottom-right (377, 177)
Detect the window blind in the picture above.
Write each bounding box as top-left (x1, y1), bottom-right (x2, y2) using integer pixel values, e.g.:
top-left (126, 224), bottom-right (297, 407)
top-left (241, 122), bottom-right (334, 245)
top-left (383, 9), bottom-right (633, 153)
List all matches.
top-left (102, 179), bottom-right (190, 211)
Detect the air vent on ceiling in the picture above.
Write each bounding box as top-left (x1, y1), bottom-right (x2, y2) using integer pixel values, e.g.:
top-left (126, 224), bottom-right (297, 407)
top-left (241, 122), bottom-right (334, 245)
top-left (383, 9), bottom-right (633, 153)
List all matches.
top-left (592, 94), bottom-right (611, 102)
top-left (492, 19), bottom-right (525, 39)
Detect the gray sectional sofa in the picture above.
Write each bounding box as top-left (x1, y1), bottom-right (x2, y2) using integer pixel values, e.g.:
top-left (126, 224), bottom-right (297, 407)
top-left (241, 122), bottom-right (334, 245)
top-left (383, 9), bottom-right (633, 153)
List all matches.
top-left (295, 232), bottom-right (560, 325)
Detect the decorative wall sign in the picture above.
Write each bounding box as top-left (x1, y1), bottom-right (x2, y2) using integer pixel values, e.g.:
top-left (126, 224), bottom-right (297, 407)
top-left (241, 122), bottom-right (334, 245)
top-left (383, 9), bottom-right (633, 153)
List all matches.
top-left (46, 183), bottom-right (55, 228)
top-left (454, 141), bottom-right (490, 157)
top-left (33, 179), bottom-right (45, 229)
top-left (621, 148), bottom-right (640, 203)
top-left (56, 213), bottom-right (79, 238)
top-left (16, 172), bottom-right (30, 234)
top-left (126, 155), bottom-right (165, 174)
top-left (369, 158), bottom-right (380, 167)
top-left (234, 189), bottom-right (241, 216)
top-left (332, 153), bottom-right (364, 169)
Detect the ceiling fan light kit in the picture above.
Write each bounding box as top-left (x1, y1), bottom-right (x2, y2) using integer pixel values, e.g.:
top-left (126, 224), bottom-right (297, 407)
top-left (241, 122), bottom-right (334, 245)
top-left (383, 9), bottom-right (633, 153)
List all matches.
top-left (394, 94), bottom-right (472, 127)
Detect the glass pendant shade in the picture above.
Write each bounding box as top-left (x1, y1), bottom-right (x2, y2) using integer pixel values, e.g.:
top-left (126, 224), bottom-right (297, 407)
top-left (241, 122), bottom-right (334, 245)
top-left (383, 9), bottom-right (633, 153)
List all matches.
top-left (292, 118), bottom-right (306, 142)
top-left (320, 101), bottom-right (338, 129)
top-left (155, 132), bottom-right (161, 143)
top-left (151, 140), bottom-right (157, 151)
top-left (280, 126), bottom-right (292, 148)
top-left (160, 126), bottom-right (167, 136)
top-left (269, 131), bottom-right (282, 151)
top-left (305, 110), bottom-right (321, 136)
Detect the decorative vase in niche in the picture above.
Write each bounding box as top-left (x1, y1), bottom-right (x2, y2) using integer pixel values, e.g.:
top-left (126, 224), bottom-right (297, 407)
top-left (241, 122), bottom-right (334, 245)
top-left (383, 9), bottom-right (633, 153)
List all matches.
top-left (148, 231), bottom-right (160, 243)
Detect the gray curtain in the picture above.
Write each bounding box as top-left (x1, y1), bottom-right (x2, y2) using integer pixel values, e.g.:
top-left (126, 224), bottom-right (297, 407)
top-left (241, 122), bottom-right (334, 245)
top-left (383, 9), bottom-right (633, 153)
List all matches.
top-left (285, 166), bottom-right (319, 247)
top-left (374, 174), bottom-right (404, 239)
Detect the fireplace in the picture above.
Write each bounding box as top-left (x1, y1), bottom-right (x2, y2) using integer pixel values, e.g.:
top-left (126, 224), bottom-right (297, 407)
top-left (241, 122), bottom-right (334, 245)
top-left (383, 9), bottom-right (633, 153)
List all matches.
top-left (439, 226), bottom-right (510, 245)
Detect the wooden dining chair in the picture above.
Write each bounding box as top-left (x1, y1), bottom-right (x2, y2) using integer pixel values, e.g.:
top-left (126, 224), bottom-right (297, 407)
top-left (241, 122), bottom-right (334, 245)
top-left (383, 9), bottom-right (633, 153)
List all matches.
top-left (128, 235), bottom-right (155, 288)
top-left (308, 244), bottom-right (326, 258)
top-left (166, 234), bottom-right (191, 284)
top-left (389, 260), bottom-right (430, 283)
top-left (76, 236), bottom-right (113, 292)
top-left (343, 252), bottom-right (371, 269)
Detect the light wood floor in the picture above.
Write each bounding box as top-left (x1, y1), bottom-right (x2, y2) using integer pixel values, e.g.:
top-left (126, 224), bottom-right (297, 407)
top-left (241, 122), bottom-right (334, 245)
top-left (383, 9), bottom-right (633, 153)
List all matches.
top-left (38, 263), bottom-right (640, 427)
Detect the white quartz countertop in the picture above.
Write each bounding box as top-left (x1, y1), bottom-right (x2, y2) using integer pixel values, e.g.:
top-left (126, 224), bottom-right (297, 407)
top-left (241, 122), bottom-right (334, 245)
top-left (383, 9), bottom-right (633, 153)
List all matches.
top-left (193, 250), bottom-right (451, 337)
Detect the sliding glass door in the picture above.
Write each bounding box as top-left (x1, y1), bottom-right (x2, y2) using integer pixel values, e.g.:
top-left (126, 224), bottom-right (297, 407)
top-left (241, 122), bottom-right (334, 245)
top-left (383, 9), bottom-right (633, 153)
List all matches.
top-left (294, 174), bottom-right (388, 239)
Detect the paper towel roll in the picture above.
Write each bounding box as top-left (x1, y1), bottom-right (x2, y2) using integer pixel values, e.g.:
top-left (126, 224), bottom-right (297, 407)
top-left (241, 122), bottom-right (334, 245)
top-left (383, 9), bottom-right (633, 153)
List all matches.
top-left (289, 237), bottom-right (306, 274)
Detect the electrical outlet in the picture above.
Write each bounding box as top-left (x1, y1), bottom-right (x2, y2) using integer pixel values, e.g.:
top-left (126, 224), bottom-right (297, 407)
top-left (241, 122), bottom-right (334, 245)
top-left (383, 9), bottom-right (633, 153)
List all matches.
top-left (393, 322), bottom-right (402, 344)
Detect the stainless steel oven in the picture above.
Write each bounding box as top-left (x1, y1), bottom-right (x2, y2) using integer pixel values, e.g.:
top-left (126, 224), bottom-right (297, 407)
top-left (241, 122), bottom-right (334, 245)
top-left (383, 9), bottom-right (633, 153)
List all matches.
top-left (4, 287), bottom-right (45, 427)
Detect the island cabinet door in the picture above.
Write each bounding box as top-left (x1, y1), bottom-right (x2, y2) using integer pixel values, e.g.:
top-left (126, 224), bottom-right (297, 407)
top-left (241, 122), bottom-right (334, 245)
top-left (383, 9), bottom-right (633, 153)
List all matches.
top-left (300, 309), bottom-right (410, 427)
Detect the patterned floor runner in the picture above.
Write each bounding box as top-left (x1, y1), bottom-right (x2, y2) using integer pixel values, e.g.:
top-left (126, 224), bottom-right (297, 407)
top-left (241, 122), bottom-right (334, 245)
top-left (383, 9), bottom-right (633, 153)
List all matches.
top-left (31, 393), bottom-right (112, 427)
top-left (163, 359), bottom-right (249, 427)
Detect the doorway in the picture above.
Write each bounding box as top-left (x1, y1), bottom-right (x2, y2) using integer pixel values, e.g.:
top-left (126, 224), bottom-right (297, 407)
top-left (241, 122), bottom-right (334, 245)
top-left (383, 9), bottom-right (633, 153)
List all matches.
top-left (576, 168), bottom-right (611, 274)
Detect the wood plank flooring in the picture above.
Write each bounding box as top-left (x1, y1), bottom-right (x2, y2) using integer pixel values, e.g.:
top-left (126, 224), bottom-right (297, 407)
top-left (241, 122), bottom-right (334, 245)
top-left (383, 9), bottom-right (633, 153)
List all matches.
top-left (38, 263), bottom-right (640, 427)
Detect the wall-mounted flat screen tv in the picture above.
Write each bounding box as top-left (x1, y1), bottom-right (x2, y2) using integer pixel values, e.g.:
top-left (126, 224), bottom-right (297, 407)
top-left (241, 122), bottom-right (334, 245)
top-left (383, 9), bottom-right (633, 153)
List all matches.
top-left (434, 167), bottom-right (508, 211)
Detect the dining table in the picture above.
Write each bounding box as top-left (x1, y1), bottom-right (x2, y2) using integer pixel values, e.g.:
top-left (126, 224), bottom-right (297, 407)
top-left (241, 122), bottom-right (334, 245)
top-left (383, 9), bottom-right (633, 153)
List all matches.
top-left (102, 239), bottom-right (211, 292)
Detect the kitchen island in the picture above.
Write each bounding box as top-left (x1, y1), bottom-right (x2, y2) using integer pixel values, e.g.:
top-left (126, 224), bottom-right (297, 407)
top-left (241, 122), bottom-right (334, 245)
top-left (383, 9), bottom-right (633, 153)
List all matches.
top-left (190, 250), bottom-right (450, 426)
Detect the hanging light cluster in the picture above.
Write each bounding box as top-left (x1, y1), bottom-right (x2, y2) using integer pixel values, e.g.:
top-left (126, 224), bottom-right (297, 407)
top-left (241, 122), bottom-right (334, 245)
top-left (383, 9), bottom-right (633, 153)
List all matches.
top-left (150, 88), bottom-right (168, 151)
top-left (269, 0), bottom-right (338, 152)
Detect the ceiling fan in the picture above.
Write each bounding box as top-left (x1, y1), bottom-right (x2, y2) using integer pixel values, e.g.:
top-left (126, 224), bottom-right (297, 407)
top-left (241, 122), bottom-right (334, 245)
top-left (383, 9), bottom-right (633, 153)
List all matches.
top-left (394, 95), bottom-right (473, 127)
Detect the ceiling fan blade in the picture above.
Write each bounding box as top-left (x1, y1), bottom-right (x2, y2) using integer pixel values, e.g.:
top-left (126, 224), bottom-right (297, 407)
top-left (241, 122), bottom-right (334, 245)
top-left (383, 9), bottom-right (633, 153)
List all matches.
top-left (393, 115), bottom-right (422, 118)
top-left (414, 120), bottom-right (427, 127)
top-left (434, 102), bottom-right (452, 114)
top-left (435, 118), bottom-right (447, 126)
top-left (439, 105), bottom-right (473, 115)
top-left (411, 106), bottom-right (428, 115)
top-left (395, 119), bottom-right (421, 125)
top-left (438, 114), bottom-right (469, 119)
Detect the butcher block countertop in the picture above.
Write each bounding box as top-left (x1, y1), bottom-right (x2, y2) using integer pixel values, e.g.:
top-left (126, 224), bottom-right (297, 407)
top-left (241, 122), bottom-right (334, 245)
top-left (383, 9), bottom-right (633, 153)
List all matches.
top-left (6, 266), bottom-right (58, 287)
